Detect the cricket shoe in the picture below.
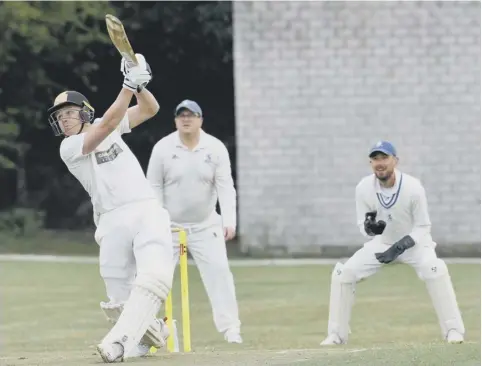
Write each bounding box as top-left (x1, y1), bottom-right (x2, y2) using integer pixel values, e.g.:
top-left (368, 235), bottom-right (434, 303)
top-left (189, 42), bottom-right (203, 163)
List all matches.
top-left (224, 329), bottom-right (243, 344)
top-left (446, 329), bottom-right (464, 344)
top-left (97, 342), bottom-right (124, 363)
top-left (320, 333), bottom-right (345, 346)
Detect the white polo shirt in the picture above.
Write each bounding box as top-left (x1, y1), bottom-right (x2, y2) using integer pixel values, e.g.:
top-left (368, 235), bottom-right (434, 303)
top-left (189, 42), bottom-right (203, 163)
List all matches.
top-left (355, 169), bottom-right (433, 246)
top-left (146, 130), bottom-right (237, 229)
top-left (59, 114), bottom-right (157, 222)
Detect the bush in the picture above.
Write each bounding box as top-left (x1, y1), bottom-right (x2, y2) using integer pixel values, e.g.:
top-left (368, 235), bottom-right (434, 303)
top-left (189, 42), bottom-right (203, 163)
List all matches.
top-left (0, 207), bottom-right (45, 236)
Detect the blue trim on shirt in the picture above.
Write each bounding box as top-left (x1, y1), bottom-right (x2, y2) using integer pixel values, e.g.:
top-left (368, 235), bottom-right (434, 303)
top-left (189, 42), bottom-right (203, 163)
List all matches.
top-left (376, 174), bottom-right (403, 209)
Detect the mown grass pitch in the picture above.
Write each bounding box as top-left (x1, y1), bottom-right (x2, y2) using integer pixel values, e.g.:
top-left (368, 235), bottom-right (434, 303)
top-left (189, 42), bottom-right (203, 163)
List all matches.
top-left (0, 260), bottom-right (479, 365)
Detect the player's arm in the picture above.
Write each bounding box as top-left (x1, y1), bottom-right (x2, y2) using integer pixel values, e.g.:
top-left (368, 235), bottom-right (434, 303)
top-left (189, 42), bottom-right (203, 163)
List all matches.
top-left (214, 143), bottom-right (237, 238)
top-left (356, 182), bottom-right (386, 237)
top-left (127, 88), bottom-right (160, 129)
top-left (408, 184), bottom-right (431, 244)
top-left (82, 88), bottom-right (134, 154)
top-left (146, 142), bottom-right (165, 206)
top-left (375, 183), bottom-right (431, 264)
top-left (355, 183), bottom-right (373, 238)
top-left (82, 54), bottom-right (152, 154)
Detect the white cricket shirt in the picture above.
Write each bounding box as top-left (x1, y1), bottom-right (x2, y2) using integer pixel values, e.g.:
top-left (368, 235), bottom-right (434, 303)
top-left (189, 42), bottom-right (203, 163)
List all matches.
top-left (59, 114), bottom-right (156, 222)
top-left (146, 130), bottom-right (236, 229)
top-left (355, 169), bottom-right (433, 246)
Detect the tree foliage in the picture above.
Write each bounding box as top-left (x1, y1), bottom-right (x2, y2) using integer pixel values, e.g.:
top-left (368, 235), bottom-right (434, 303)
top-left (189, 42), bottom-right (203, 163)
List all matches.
top-left (0, 1), bottom-right (114, 170)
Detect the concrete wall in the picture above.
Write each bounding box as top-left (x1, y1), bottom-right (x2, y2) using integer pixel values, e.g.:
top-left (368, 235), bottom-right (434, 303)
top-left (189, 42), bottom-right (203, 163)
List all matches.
top-left (233, 1), bottom-right (480, 256)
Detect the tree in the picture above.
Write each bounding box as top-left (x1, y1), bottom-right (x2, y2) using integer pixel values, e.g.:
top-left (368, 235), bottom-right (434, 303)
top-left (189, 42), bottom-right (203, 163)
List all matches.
top-left (0, 1), bottom-right (115, 209)
top-left (0, 122), bottom-right (19, 169)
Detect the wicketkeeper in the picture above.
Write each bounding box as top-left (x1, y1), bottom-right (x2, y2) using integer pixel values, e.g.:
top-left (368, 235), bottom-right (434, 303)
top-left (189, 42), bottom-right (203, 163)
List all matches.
top-left (320, 141), bottom-right (465, 346)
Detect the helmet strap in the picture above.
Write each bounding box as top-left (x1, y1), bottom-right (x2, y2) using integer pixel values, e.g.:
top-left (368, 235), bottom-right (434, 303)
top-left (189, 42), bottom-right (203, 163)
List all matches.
top-left (77, 122), bottom-right (85, 135)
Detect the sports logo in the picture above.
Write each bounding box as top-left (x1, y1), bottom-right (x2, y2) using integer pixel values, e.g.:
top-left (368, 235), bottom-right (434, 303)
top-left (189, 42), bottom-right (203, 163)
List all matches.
top-left (95, 143), bottom-right (123, 164)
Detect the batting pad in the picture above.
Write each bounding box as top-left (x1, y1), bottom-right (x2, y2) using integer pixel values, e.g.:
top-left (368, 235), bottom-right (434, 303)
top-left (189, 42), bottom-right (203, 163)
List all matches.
top-left (100, 301), bottom-right (166, 350)
top-left (326, 262), bottom-right (356, 342)
top-left (134, 271), bottom-right (171, 300)
top-left (420, 258), bottom-right (465, 338)
top-left (100, 302), bottom-right (123, 324)
top-left (101, 285), bottom-right (161, 357)
top-left (142, 318), bottom-right (168, 350)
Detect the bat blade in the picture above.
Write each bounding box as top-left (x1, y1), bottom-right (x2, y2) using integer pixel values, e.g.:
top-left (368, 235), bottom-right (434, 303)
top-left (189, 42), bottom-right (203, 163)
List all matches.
top-left (105, 14), bottom-right (138, 67)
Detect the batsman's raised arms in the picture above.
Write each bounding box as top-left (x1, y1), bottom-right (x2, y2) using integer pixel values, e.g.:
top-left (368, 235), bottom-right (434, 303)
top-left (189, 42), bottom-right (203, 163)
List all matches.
top-left (105, 14), bottom-right (138, 67)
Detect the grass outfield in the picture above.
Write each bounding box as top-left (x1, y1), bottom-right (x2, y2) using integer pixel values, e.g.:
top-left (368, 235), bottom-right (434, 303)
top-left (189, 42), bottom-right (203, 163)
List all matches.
top-left (0, 230), bottom-right (97, 255)
top-left (0, 260), bottom-right (479, 365)
top-left (0, 229), bottom-right (479, 259)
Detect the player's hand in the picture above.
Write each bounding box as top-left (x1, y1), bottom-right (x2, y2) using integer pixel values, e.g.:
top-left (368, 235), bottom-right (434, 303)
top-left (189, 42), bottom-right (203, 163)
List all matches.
top-left (122, 54), bottom-right (152, 92)
top-left (224, 227), bottom-right (236, 241)
top-left (364, 211), bottom-right (386, 236)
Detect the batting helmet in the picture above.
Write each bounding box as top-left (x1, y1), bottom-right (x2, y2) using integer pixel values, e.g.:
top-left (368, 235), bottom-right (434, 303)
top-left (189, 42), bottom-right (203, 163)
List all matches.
top-left (48, 91), bottom-right (95, 136)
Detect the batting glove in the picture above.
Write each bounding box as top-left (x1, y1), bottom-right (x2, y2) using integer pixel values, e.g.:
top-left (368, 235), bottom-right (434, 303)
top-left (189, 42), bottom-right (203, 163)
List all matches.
top-left (120, 53), bottom-right (143, 76)
top-left (122, 54), bottom-right (152, 93)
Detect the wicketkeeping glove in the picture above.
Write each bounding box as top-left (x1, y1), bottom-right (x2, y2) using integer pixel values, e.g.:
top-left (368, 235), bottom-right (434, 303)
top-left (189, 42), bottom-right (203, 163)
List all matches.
top-left (121, 53), bottom-right (152, 93)
top-left (375, 235), bottom-right (416, 264)
top-left (364, 211), bottom-right (386, 236)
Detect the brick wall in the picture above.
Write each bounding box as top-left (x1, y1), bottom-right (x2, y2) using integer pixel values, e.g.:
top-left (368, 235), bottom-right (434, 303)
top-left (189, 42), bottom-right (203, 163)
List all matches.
top-left (233, 1), bottom-right (481, 255)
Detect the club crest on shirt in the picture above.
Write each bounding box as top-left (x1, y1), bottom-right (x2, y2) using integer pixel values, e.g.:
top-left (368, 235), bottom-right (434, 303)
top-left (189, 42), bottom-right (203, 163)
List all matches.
top-left (205, 154), bottom-right (212, 163)
top-left (95, 143), bottom-right (123, 165)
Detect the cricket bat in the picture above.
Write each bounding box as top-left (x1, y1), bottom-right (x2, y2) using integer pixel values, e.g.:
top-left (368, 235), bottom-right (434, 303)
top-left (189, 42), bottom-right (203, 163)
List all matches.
top-left (105, 14), bottom-right (138, 67)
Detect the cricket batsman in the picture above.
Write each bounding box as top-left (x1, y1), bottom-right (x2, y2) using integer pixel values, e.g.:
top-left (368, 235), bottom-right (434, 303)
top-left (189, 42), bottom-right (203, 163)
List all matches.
top-left (48, 54), bottom-right (175, 362)
top-left (320, 141), bottom-right (465, 346)
top-left (146, 100), bottom-right (242, 343)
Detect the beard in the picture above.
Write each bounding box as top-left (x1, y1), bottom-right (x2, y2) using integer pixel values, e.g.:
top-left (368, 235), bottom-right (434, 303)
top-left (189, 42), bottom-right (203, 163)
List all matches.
top-left (375, 169), bottom-right (393, 182)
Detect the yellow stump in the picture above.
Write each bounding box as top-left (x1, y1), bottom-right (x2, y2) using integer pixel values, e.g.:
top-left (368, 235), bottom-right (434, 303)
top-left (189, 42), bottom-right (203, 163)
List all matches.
top-left (150, 227), bottom-right (191, 354)
top-left (179, 229), bottom-right (191, 352)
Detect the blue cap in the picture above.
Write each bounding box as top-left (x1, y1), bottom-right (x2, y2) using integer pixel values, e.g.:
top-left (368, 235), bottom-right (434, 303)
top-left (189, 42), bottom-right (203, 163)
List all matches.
top-left (175, 99), bottom-right (202, 117)
top-left (369, 140), bottom-right (397, 157)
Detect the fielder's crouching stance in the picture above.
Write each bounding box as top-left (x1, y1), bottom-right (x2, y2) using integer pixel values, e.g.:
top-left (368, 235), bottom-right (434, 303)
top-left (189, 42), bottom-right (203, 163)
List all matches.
top-left (320, 141), bottom-right (465, 346)
top-left (48, 54), bottom-right (174, 363)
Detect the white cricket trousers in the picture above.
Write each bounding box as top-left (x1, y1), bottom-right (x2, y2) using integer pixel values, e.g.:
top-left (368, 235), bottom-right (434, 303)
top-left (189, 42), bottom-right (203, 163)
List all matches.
top-left (171, 223), bottom-right (241, 334)
top-left (329, 236), bottom-right (465, 342)
top-left (344, 236), bottom-right (438, 280)
top-left (94, 199), bottom-right (174, 304)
